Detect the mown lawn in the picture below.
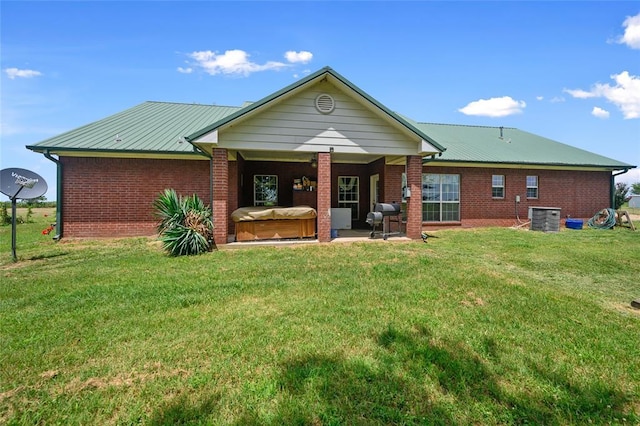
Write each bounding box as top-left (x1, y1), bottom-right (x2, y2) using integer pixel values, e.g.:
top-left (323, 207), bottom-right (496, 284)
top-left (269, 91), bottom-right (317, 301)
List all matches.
top-left (1, 210), bottom-right (639, 425)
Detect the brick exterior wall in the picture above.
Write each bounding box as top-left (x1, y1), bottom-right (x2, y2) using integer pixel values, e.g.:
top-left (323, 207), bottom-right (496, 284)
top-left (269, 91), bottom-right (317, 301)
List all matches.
top-left (60, 156), bottom-right (613, 240)
top-left (60, 156), bottom-right (210, 237)
top-left (383, 161), bottom-right (403, 207)
top-left (387, 164), bottom-right (612, 228)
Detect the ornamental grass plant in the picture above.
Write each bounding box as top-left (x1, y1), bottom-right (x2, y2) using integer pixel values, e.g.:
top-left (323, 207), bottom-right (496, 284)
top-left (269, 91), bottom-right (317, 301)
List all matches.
top-left (153, 189), bottom-right (214, 256)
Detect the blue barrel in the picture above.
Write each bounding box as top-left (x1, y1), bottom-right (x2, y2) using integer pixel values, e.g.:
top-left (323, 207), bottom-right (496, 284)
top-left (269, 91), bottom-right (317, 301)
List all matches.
top-left (565, 219), bottom-right (583, 230)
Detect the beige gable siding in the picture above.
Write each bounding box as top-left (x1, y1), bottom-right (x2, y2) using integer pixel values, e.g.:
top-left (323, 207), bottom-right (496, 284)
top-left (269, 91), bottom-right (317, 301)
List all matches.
top-left (218, 81), bottom-right (422, 155)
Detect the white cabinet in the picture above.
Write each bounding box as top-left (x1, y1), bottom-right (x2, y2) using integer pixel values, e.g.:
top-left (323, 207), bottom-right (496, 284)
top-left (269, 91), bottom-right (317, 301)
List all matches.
top-left (330, 208), bottom-right (352, 229)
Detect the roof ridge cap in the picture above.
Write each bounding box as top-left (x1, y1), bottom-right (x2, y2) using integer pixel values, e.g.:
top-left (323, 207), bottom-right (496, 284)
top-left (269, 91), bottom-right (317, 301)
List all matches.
top-left (145, 100), bottom-right (242, 108)
top-left (418, 122), bottom-right (518, 130)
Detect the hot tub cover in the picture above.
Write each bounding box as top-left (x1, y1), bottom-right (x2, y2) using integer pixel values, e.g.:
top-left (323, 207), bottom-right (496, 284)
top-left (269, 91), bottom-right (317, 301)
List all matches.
top-left (231, 206), bottom-right (317, 222)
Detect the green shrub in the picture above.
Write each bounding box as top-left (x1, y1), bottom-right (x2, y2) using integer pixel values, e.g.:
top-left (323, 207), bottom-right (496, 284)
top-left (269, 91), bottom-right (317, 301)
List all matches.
top-left (0, 204), bottom-right (10, 226)
top-left (153, 189), bottom-right (214, 256)
top-left (613, 182), bottom-right (630, 210)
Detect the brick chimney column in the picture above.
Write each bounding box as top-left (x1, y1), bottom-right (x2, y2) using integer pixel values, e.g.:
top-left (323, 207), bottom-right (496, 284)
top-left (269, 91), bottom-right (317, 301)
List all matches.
top-left (317, 152), bottom-right (332, 242)
top-left (212, 148), bottom-right (229, 245)
top-left (405, 155), bottom-right (423, 240)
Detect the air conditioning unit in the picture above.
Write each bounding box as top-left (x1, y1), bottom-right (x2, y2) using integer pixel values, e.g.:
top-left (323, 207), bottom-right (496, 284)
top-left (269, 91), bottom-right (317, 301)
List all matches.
top-left (529, 207), bottom-right (561, 232)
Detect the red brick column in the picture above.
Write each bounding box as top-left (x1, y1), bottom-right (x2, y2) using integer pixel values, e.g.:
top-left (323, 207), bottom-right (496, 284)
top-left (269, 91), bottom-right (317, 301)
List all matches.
top-left (317, 152), bottom-right (332, 242)
top-left (405, 155), bottom-right (423, 240)
top-left (212, 148), bottom-right (229, 245)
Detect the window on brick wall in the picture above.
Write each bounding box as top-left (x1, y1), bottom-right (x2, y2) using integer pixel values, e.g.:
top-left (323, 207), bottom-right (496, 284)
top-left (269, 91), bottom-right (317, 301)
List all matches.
top-left (492, 175), bottom-right (505, 198)
top-left (338, 176), bottom-right (359, 220)
top-left (526, 175), bottom-right (538, 199)
top-left (403, 173), bottom-right (460, 221)
top-left (254, 175), bottom-right (278, 206)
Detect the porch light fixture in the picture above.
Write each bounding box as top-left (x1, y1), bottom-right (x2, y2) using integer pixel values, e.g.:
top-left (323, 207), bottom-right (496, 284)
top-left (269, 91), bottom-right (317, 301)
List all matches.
top-left (310, 154), bottom-right (317, 168)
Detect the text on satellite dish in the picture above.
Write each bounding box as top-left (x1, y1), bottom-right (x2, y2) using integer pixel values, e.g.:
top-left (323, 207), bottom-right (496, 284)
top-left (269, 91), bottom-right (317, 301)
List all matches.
top-left (13, 172), bottom-right (39, 189)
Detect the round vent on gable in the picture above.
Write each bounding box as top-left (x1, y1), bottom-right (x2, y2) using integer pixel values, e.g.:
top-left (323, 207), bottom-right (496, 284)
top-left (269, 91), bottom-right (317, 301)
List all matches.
top-left (315, 94), bottom-right (335, 114)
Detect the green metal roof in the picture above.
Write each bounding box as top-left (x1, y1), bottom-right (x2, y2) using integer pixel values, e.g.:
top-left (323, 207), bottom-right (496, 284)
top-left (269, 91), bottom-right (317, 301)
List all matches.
top-left (413, 122), bottom-right (633, 169)
top-left (26, 67), bottom-right (634, 170)
top-left (27, 101), bottom-right (241, 155)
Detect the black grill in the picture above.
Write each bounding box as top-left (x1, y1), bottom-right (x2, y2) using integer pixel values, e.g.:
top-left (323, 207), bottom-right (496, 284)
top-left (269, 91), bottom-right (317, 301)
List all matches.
top-left (366, 203), bottom-right (403, 240)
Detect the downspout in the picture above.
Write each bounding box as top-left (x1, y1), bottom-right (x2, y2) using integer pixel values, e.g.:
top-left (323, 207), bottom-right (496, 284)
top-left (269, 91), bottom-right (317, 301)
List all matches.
top-left (422, 154), bottom-right (438, 166)
top-left (611, 168), bottom-right (631, 209)
top-left (43, 150), bottom-right (63, 240)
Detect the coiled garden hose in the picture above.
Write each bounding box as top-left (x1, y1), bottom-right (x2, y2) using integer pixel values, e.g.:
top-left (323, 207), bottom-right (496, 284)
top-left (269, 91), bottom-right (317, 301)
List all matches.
top-left (587, 208), bottom-right (617, 229)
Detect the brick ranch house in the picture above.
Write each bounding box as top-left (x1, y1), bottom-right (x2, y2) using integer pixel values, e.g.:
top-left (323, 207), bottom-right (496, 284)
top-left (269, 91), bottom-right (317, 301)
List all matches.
top-left (27, 67), bottom-right (635, 244)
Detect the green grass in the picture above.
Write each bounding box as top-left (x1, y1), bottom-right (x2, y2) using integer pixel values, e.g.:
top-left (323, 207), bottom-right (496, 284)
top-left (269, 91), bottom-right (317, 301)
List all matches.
top-left (1, 210), bottom-right (639, 425)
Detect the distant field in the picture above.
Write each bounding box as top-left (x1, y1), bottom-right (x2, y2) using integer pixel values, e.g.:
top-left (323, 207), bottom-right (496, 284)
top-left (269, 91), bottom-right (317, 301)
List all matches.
top-left (12, 207), bottom-right (56, 218)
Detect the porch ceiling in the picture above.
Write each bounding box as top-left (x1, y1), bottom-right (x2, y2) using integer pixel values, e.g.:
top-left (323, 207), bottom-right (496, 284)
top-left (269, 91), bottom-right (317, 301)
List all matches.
top-left (229, 149), bottom-right (407, 165)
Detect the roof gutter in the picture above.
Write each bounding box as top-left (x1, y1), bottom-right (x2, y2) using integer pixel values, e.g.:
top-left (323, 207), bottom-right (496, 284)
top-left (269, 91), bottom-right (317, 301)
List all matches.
top-left (422, 152), bottom-right (443, 164)
top-left (43, 150), bottom-right (63, 240)
top-left (611, 167), bottom-right (633, 209)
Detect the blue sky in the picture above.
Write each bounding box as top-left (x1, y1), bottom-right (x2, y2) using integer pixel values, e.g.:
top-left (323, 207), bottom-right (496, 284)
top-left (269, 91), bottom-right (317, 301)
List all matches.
top-left (1, 1), bottom-right (639, 201)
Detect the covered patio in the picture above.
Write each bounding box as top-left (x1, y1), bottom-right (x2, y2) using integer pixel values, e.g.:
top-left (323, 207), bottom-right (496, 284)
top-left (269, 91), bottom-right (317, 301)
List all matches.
top-left (186, 67), bottom-right (444, 244)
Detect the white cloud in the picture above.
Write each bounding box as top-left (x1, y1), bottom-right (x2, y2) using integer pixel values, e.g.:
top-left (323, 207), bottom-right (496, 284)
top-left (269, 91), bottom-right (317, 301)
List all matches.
top-left (458, 96), bottom-right (526, 117)
top-left (177, 66), bottom-right (193, 74)
top-left (591, 106), bottom-right (610, 119)
top-left (293, 69), bottom-right (312, 79)
top-left (563, 88), bottom-right (595, 99)
top-left (550, 96), bottom-right (565, 103)
top-left (285, 51), bottom-right (313, 64)
top-left (536, 96), bottom-right (544, 101)
top-left (4, 67), bottom-right (43, 79)
top-left (565, 71), bottom-right (640, 119)
top-left (617, 13), bottom-right (640, 49)
top-left (615, 167), bottom-right (640, 185)
top-left (184, 49), bottom-right (287, 76)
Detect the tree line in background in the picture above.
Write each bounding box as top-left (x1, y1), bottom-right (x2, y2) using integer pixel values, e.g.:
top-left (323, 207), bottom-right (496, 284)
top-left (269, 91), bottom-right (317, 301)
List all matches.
top-left (0, 196), bottom-right (56, 226)
top-left (0, 196), bottom-right (57, 208)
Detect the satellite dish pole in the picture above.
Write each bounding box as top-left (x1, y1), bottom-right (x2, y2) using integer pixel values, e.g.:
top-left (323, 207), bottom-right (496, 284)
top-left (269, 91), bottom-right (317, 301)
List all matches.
top-left (1, 168), bottom-right (48, 262)
top-left (10, 185), bottom-right (27, 261)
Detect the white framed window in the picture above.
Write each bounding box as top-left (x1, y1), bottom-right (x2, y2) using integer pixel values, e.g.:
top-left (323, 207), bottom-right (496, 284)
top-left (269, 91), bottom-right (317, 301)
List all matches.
top-left (338, 176), bottom-right (359, 220)
top-left (402, 173), bottom-right (460, 222)
top-left (423, 174), bottom-right (460, 222)
top-left (526, 175), bottom-right (538, 199)
top-left (492, 175), bottom-right (505, 198)
top-left (254, 175), bottom-right (278, 206)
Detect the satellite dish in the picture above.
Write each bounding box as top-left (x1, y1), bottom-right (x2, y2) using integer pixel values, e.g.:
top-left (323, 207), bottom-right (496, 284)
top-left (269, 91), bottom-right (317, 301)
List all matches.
top-left (0, 168), bottom-right (48, 200)
top-left (1, 168), bottom-right (50, 262)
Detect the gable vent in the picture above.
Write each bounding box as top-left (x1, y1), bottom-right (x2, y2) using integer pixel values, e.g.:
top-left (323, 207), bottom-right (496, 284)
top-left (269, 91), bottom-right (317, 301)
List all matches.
top-left (315, 94), bottom-right (335, 114)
